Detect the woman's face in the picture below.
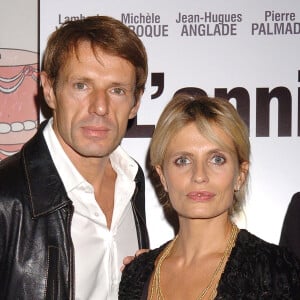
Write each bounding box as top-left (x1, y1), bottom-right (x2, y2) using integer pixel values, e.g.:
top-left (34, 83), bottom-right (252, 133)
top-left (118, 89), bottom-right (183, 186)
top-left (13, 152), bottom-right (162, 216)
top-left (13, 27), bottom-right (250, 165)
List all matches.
top-left (156, 122), bottom-right (248, 221)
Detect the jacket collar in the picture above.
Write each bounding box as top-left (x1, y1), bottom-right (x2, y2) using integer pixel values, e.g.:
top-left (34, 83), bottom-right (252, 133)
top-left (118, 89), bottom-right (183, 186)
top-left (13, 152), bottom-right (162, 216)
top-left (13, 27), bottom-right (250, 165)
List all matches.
top-left (22, 121), bottom-right (71, 218)
top-left (22, 120), bottom-right (146, 219)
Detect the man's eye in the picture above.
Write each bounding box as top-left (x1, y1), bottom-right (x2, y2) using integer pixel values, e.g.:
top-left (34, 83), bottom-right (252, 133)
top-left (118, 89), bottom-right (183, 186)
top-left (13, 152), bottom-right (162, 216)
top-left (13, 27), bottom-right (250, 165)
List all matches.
top-left (211, 155), bottom-right (225, 165)
top-left (174, 156), bottom-right (190, 166)
top-left (111, 87), bottom-right (125, 95)
top-left (74, 82), bottom-right (86, 90)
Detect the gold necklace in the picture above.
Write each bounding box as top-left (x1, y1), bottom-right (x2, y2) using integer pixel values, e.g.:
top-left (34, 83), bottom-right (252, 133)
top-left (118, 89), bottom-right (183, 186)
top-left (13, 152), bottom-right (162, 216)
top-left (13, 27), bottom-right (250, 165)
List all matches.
top-left (149, 223), bottom-right (239, 300)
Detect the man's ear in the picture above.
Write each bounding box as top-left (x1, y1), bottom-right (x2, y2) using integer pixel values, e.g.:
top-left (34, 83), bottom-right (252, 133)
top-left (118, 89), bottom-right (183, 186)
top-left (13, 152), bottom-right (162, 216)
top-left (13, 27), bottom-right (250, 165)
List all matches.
top-left (155, 165), bottom-right (168, 192)
top-left (235, 161), bottom-right (249, 191)
top-left (128, 93), bottom-right (142, 119)
top-left (40, 71), bottom-right (56, 109)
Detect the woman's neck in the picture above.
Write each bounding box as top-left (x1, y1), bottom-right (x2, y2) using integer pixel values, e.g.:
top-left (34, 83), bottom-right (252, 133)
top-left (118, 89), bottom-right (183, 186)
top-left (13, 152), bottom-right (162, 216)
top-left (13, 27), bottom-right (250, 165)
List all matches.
top-left (173, 217), bottom-right (233, 260)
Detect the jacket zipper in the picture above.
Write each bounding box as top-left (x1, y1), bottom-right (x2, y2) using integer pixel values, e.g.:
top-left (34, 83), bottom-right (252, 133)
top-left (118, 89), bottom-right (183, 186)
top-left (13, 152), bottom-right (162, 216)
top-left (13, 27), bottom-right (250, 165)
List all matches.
top-left (66, 203), bottom-right (75, 300)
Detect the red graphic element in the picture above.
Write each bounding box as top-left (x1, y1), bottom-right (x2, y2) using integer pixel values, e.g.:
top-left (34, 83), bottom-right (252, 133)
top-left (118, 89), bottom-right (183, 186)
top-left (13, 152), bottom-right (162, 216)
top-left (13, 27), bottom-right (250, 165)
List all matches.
top-left (0, 49), bottom-right (39, 160)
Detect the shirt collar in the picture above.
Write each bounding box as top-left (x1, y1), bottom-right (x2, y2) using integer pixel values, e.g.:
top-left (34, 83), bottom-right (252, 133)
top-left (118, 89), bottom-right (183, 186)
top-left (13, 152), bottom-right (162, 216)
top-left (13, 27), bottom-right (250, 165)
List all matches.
top-left (110, 145), bottom-right (138, 182)
top-left (43, 118), bottom-right (139, 191)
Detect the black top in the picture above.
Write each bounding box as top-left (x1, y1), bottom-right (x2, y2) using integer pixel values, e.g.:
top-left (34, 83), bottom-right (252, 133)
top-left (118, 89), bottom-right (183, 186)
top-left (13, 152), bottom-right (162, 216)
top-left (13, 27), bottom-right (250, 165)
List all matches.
top-left (280, 192), bottom-right (300, 261)
top-left (119, 229), bottom-right (300, 299)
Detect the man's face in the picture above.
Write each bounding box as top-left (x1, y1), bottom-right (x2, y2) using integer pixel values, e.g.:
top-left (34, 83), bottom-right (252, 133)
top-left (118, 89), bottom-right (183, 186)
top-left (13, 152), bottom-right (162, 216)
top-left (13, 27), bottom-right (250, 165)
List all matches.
top-left (41, 41), bottom-right (139, 160)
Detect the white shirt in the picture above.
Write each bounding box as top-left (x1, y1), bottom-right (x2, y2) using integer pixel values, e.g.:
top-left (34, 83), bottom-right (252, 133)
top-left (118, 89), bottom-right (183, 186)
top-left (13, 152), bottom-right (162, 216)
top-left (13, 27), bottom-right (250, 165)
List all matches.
top-left (43, 119), bottom-right (139, 300)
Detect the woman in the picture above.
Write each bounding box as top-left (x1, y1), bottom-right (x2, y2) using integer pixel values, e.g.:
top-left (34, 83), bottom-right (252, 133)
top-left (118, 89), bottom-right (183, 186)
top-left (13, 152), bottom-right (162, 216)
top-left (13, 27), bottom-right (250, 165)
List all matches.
top-left (119, 93), bottom-right (300, 299)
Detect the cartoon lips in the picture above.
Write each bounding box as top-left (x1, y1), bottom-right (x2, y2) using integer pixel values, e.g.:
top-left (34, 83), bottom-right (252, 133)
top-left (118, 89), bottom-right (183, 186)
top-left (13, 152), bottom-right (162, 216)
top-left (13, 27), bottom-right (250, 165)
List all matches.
top-left (0, 49), bottom-right (39, 160)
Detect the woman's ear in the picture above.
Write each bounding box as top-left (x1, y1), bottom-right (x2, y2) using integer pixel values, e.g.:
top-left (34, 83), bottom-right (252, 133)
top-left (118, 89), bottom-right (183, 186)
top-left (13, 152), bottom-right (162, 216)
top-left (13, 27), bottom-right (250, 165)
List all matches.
top-left (235, 161), bottom-right (249, 191)
top-left (40, 71), bottom-right (56, 109)
top-left (155, 165), bottom-right (168, 192)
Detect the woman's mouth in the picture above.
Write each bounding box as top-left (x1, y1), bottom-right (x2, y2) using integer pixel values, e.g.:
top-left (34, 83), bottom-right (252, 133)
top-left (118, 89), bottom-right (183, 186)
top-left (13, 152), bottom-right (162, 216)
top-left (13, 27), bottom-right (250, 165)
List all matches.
top-left (187, 191), bottom-right (215, 202)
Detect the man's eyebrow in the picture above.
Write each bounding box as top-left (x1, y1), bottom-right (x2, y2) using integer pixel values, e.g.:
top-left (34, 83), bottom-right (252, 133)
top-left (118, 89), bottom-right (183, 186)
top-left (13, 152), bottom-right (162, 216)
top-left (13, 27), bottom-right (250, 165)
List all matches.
top-left (111, 82), bottom-right (133, 86)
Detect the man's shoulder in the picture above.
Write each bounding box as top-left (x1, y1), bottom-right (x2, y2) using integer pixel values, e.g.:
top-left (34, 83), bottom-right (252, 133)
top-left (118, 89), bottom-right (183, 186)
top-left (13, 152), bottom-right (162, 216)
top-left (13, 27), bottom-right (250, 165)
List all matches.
top-left (0, 151), bottom-right (29, 210)
top-left (289, 192), bottom-right (300, 209)
top-left (0, 152), bottom-right (23, 184)
top-left (0, 125), bottom-right (47, 200)
top-left (122, 241), bottom-right (169, 277)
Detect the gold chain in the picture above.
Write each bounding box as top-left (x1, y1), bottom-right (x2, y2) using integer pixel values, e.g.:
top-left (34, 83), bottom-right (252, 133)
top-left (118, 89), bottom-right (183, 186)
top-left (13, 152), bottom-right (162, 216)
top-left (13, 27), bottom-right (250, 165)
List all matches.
top-left (149, 223), bottom-right (239, 300)
top-left (150, 235), bottom-right (179, 299)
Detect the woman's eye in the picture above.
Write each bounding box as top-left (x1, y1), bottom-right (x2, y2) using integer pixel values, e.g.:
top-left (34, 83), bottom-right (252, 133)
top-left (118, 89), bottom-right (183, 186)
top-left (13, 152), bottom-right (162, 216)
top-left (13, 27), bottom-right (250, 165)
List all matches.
top-left (211, 155), bottom-right (225, 165)
top-left (174, 156), bottom-right (190, 166)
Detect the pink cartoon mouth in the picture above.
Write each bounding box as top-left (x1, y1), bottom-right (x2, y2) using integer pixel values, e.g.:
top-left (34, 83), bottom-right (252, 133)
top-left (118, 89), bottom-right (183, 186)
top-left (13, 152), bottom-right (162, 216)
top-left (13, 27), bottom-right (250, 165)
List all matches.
top-left (0, 49), bottom-right (39, 160)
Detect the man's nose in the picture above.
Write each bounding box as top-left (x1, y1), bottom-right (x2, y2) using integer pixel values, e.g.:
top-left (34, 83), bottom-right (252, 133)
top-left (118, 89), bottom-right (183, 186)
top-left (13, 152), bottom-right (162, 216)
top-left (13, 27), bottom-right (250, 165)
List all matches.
top-left (88, 90), bottom-right (109, 116)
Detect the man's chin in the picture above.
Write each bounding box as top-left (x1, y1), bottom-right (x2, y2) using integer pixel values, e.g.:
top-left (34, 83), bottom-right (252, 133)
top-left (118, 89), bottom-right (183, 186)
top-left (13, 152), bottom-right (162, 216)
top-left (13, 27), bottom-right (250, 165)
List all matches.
top-left (76, 145), bottom-right (117, 159)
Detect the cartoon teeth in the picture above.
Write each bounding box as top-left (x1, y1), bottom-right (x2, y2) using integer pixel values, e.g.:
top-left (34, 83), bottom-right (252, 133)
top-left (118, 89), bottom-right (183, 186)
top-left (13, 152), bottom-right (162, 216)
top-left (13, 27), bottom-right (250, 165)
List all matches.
top-left (0, 120), bottom-right (37, 133)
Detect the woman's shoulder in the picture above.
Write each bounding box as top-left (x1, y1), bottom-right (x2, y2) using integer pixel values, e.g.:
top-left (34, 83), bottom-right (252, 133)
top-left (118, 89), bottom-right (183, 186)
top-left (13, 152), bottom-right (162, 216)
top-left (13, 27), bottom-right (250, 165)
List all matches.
top-left (217, 229), bottom-right (300, 299)
top-left (236, 229), bottom-right (300, 264)
top-left (218, 229), bottom-right (300, 298)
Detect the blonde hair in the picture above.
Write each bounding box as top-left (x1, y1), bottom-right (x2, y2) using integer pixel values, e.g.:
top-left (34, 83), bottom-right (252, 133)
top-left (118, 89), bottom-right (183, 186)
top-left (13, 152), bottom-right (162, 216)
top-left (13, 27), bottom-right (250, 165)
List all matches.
top-left (149, 93), bottom-right (250, 216)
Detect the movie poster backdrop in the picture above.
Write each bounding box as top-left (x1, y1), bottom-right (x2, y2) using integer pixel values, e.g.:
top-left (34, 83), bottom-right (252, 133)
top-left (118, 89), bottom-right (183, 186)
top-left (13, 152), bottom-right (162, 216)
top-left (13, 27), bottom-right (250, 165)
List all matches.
top-left (40, 0), bottom-right (300, 247)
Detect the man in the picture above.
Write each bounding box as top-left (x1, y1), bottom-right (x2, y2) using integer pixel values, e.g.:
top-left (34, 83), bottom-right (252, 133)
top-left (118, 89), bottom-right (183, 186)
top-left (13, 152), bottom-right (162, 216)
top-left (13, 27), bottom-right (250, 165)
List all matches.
top-left (280, 192), bottom-right (300, 260)
top-left (0, 16), bottom-right (149, 299)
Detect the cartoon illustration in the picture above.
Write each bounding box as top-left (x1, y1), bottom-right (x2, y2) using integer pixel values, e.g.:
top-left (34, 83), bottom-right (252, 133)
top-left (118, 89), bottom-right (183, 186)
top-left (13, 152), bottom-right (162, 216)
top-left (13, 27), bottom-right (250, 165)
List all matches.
top-left (0, 48), bottom-right (39, 160)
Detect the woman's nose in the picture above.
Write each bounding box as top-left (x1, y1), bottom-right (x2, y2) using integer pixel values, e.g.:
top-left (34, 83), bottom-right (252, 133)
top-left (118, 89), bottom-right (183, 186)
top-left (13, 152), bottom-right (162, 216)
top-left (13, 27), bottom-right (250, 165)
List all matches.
top-left (192, 162), bottom-right (209, 184)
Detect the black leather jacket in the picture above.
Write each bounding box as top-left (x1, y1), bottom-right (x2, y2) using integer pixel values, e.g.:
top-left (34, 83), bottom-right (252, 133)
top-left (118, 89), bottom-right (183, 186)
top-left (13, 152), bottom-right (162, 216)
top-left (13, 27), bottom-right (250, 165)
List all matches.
top-left (0, 121), bottom-right (149, 300)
